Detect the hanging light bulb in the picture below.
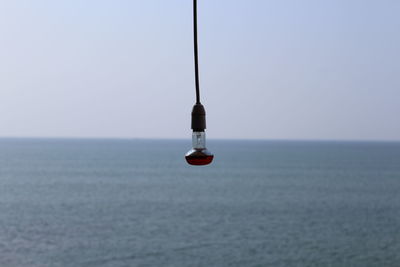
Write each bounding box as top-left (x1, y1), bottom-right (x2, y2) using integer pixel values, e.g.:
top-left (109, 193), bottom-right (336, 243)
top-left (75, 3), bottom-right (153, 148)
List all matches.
top-left (185, 104), bottom-right (214, 166)
top-left (185, 132), bottom-right (213, 165)
top-left (185, 0), bottom-right (214, 166)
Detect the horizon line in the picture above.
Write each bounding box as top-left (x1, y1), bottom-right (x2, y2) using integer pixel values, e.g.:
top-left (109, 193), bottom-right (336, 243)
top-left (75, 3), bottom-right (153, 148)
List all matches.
top-left (0, 136), bottom-right (399, 143)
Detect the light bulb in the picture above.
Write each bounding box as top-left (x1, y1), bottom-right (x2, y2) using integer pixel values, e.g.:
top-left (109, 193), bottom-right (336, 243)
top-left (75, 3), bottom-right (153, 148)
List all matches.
top-left (185, 131), bottom-right (214, 165)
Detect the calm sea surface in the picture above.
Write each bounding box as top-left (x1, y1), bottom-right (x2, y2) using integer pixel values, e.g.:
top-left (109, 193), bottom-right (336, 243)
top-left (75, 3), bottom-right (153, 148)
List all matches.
top-left (0, 138), bottom-right (399, 267)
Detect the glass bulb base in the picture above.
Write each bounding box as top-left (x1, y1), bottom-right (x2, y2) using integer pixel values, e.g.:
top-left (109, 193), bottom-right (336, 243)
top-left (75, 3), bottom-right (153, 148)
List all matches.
top-left (185, 148), bottom-right (214, 166)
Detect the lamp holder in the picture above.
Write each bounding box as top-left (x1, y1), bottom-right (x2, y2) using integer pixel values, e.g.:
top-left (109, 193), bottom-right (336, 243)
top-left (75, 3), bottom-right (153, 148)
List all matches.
top-left (191, 103), bottom-right (206, 132)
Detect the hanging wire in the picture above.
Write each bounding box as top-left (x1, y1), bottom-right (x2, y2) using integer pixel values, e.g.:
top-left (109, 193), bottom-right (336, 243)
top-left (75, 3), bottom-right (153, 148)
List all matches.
top-left (193, 0), bottom-right (201, 104)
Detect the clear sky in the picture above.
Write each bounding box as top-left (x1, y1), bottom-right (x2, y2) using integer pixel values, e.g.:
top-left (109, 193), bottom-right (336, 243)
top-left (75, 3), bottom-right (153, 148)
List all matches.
top-left (0, 0), bottom-right (399, 141)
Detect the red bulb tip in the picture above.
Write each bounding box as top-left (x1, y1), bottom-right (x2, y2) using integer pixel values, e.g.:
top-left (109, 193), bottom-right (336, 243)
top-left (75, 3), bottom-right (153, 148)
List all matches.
top-left (185, 155), bottom-right (214, 166)
top-left (185, 149), bottom-right (214, 166)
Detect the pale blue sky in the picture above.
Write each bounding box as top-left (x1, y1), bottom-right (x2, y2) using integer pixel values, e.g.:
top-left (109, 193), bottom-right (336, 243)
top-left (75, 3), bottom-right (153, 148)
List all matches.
top-left (0, 0), bottom-right (399, 140)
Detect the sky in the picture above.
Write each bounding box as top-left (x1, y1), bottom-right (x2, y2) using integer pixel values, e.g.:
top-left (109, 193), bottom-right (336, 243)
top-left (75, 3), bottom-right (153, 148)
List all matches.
top-left (0, 0), bottom-right (399, 141)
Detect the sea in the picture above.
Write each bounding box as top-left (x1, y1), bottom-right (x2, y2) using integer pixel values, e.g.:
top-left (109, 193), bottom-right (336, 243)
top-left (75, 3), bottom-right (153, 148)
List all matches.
top-left (0, 138), bottom-right (399, 267)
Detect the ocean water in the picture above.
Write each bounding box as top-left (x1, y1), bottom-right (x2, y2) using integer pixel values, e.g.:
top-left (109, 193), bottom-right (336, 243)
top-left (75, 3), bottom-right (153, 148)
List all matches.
top-left (0, 138), bottom-right (399, 267)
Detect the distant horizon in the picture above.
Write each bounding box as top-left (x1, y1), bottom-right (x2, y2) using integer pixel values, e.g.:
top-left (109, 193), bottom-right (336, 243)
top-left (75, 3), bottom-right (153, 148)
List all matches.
top-left (0, 136), bottom-right (399, 143)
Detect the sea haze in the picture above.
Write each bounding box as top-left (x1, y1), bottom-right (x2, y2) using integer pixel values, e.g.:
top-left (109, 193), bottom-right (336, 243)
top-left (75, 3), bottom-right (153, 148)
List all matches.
top-left (0, 138), bottom-right (399, 267)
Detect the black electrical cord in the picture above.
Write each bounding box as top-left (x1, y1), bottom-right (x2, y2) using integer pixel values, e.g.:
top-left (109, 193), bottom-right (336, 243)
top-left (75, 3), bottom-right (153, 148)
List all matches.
top-left (193, 0), bottom-right (201, 104)
top-left (190, 0), bottom-right (206, 133)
